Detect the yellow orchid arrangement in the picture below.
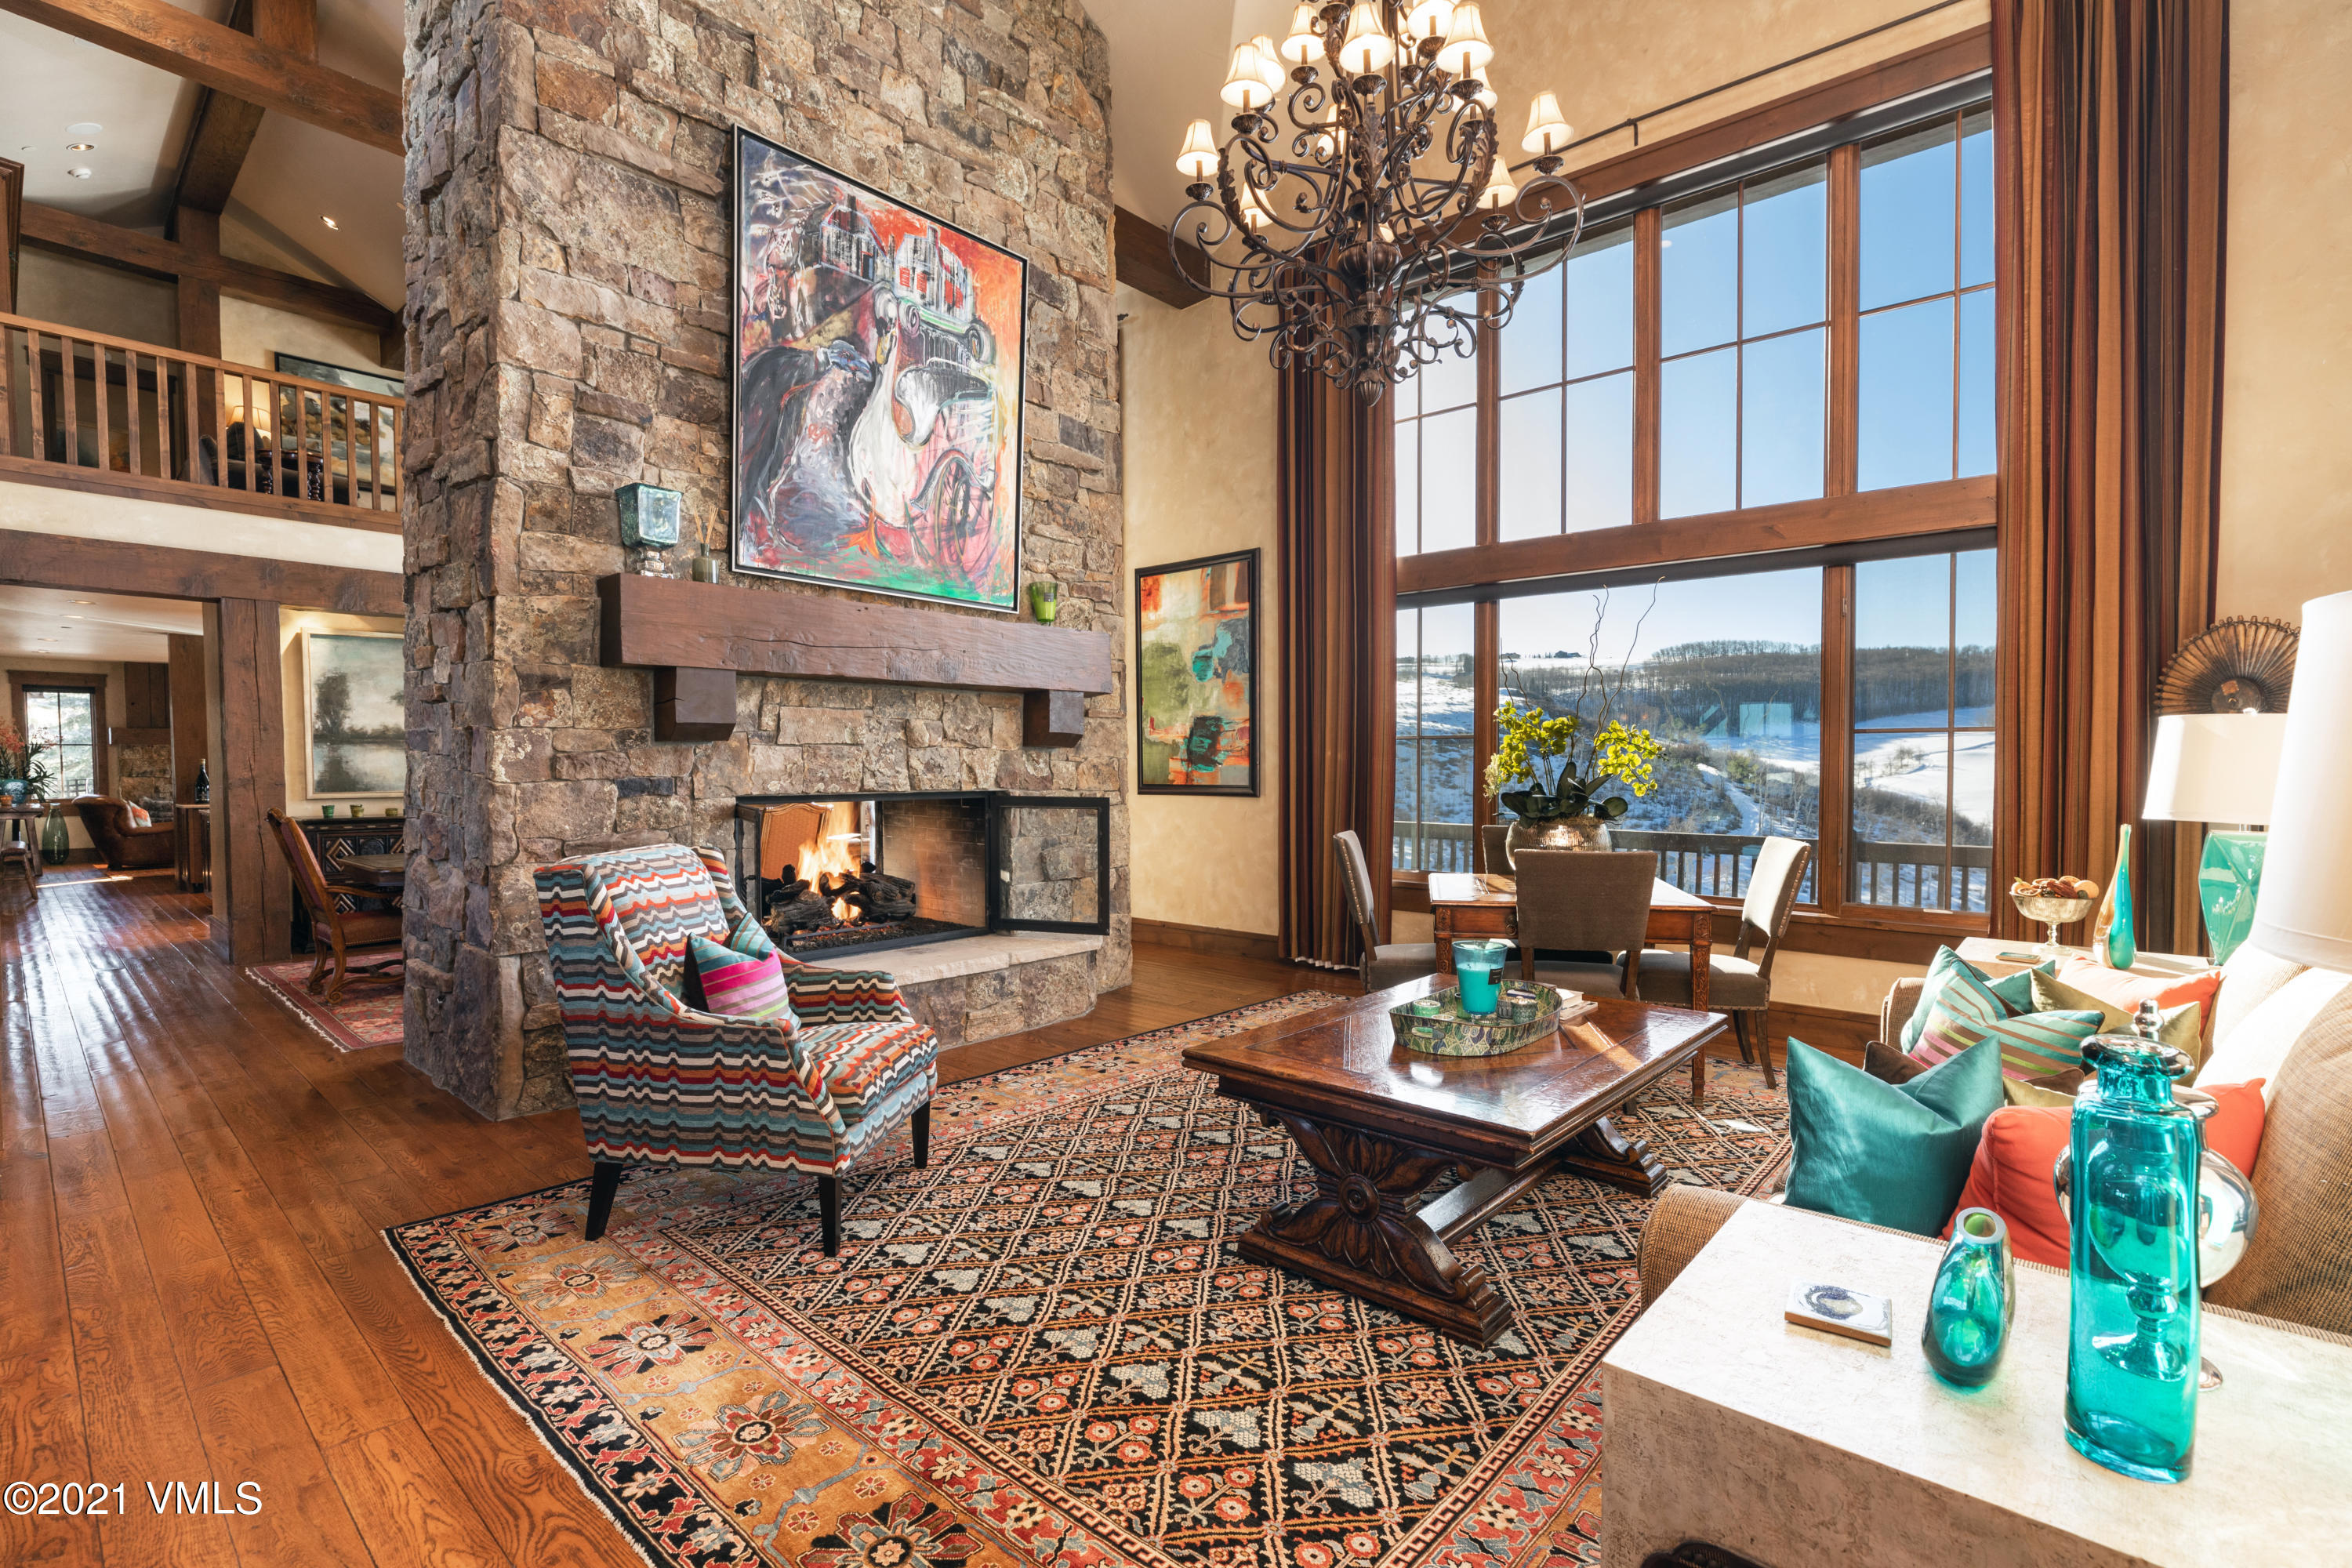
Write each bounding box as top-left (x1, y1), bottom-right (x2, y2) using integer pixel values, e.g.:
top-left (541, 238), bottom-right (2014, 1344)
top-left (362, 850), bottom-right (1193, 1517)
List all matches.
top-left (1484, 700), bottom-right (1663, 822)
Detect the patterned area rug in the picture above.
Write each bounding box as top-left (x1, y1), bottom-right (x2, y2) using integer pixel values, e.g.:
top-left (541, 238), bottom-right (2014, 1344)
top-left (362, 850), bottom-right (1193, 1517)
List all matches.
top-left (390, 996), bottom-right (1791, 1568)
top-left (245, 956), bottom-right (405, 1051)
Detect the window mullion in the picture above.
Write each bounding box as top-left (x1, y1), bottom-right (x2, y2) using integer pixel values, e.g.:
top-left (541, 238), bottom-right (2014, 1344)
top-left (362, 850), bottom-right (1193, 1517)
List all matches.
top-left (1817, 564), bottom-right (1854, 913)
top-left (1827, 141), bottom-right (1860, 499)
top-left (1473, 601), bottom-right (1498, 858)
top-left (1633, 205), bottom-right (1662, 527)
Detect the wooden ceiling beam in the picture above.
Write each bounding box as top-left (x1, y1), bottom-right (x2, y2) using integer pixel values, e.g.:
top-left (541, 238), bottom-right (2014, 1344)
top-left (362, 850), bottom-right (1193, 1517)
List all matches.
top-left (172, 0), bottom-right (315, 216)
top-left (19, 201), bottom-right (397, 340)
top-left (1113, 205), bottom-right (1207, 310)
top-left (0, 0), bottom-right (398, 154)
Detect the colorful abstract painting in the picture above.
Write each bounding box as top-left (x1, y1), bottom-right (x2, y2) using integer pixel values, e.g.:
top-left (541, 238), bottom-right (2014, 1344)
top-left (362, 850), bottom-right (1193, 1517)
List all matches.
top-left (731, 129), bottom-right (1027, 611)
top-left (1136, 550), bottom-right (1258, 795)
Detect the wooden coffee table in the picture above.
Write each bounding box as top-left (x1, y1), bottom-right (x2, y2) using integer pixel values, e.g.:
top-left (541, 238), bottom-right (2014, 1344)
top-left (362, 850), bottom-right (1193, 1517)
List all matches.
top-left (1182, 978), bottom-right (1729, 1346)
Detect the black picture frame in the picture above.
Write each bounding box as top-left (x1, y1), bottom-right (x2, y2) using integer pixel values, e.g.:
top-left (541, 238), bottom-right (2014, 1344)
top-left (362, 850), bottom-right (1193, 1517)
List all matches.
top-left (1134, 548), bottom-right (1261, 797)
top-left (273, 352), bottom-right (404, 397)
top-left (728, 125), bottom-right (1029, 613)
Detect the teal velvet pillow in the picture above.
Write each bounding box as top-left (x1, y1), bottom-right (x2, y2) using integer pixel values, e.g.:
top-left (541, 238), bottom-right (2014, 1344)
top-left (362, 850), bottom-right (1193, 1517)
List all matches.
top-left (1899, 946), bottom-right (2054, 1051)
top-left (1784, 1034), bottom-right (2004, 1236)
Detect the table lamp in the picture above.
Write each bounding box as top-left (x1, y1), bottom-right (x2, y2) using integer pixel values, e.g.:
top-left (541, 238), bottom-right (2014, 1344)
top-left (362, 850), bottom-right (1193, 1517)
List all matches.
top-left (2250, 590), bottom-right (2352, 971)
top-left (2141, 712), bottom-right (2288, 962)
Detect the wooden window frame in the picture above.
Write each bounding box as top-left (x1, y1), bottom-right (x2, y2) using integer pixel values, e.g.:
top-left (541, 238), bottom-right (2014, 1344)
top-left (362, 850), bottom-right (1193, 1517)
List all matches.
top-left (9, 670), bottom-right (111, 799)
top-left (1388, 33), bottom-right (1998, 949)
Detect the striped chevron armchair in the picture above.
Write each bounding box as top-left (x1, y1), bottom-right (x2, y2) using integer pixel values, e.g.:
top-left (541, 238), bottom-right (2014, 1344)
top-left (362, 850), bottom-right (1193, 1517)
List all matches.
top-left (534, 842), bottom-right (938, 1255)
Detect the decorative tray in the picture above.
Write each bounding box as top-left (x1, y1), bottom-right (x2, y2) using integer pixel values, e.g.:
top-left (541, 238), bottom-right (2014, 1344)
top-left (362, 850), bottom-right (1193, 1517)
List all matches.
top-left (1391, 985), bottom-right (1595, 1058)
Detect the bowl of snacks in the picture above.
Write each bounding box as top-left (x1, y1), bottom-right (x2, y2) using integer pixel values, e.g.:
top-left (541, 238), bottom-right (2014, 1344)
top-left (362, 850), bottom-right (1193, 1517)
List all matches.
top-left (2010, 875), bottom-right (2099, 956)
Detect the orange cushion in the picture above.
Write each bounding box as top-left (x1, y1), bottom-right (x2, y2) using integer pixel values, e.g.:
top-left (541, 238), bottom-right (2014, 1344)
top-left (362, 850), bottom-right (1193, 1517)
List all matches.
top-left (2054, 957), bottom-right (2223, 1036)
top-left (1944, 1080), bottom-right (2266, 1267)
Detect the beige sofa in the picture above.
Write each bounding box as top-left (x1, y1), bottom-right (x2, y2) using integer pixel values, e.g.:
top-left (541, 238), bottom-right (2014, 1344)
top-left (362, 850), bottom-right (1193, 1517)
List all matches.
top-left (1640, 940), bottom-right (2352, 1338)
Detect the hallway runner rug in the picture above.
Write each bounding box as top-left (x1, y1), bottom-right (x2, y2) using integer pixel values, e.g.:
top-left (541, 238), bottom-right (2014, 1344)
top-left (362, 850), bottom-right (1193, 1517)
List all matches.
top-left (389, 995), bottom-right (1791, 1568)
top-left (246, 956), bottom-right (405, 1051)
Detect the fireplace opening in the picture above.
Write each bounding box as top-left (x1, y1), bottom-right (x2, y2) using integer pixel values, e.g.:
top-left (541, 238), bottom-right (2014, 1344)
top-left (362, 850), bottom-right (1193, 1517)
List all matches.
top-left (732, 791), bottom-right (1112, 960)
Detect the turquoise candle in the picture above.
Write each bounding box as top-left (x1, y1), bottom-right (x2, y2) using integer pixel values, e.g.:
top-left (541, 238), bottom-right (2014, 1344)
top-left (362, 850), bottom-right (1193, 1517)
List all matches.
top-left (1452, 939), bottom-right (1510, 1016)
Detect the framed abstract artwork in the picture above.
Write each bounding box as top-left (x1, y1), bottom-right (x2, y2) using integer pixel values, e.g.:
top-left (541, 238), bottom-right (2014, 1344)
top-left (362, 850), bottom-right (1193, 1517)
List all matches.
top-left (299, 630), bottom-right (405, 797)
top-left (1135, 550), bottom-right (1258, 796)
top-left (731, 127), bottom-right (1029, 612)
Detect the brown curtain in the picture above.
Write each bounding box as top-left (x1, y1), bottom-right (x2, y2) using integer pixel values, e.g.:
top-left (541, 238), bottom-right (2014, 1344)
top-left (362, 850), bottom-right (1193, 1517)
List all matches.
top-left (1991, 0), bottom-right (2227, 955)
top-left (1278, 365), bottom-right (1396, 967)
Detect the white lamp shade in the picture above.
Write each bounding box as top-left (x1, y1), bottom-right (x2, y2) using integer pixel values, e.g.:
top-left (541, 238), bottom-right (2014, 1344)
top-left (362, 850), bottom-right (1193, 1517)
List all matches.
top-left (2142, 713), bottom-right (2288, 824)
top-left (1221, 43), bottom-right (1273, 110)
top-left (1279, 3), bottom-right (1323, 65)
top-left (1477, 165), bottom-right (1519, 210)
top-left (1175, 118), bottom-right (1218, 180)
top-left (1338, 2), bottom-right (1396, 74)
top-left (1406, 0), bottom-right (1457, 40)
top-left (1250, 34), bottom-right (1287, 91)
top-left (1522, 90), bottom-right (1571, 154)
top-left (2250, 589), bottom-right (2352, 969)
top-left (1436, 1), bottom-right (1493, 74)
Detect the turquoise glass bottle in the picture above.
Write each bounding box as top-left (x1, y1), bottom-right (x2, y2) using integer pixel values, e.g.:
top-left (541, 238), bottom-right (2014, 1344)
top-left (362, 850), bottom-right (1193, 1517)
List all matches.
top-left (1925, 1207), bottom-right (2013, 1388)
top-left (2063, 1029), bottom-right (2201, 1483)
top-left (2092, 825), bottom-right (2136, 970)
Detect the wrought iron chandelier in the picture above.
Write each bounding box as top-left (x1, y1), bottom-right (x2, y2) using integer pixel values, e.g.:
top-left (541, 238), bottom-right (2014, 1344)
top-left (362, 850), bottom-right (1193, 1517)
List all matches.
top-left (1167, 0), bottom-right (1586, 401)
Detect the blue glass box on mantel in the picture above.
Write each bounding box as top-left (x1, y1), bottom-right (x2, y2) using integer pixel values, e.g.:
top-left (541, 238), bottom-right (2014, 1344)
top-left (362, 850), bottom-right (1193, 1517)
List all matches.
top-left (616, 483), bottom-right (683, 550)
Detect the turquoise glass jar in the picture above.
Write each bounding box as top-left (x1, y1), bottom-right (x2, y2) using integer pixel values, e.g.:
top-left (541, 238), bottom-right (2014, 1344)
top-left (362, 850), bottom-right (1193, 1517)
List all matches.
top-left (1451, 939), bottom-right (1510, 1016)
top-left (2064, 1031), bottom-right (2201, 1483)
top-left (1924, 1207), bottom-right (2013, 1388)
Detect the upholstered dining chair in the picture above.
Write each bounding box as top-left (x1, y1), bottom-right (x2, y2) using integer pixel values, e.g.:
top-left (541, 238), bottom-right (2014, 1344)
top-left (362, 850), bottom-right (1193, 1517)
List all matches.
top-left (1636, 836), bottom-right (1813, 1088)
top-left (1512, 848), bottom-right (1660, 998)
top-left (1333, 829), bottom-right (1439, 993)
top-left (535, 841), bottom-right (938, 1257)
top-left (267, 808), bottom-right (402, 1004)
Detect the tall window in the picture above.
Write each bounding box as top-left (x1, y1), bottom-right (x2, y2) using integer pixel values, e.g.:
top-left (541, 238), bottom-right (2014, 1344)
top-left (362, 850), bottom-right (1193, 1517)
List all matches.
top-left (1394, 604), bottom-right (1475, 870)
top-left (1497, 571), bottom-right (1821, 899)
top-left (1850, 549), bottom-right (1996, 911)
top-left (22, 685), bottom-right (99, 796)
top-left (1859, 109), bottom-right (1995, 488)
top-left (1387, 86), bottom-right (2002, 932)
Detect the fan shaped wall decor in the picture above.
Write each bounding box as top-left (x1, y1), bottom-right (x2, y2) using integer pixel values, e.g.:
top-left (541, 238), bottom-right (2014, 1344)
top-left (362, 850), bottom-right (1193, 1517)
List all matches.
top-left (2154, 616), bottom-right (2299, 715)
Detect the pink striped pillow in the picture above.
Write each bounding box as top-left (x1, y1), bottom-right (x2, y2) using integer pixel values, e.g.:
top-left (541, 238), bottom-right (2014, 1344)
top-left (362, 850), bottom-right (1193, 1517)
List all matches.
top-left (688, 934), bottom-right (797, 1025)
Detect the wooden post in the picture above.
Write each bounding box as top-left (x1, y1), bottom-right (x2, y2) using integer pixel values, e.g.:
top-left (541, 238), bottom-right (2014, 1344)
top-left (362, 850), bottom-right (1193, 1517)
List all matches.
top-left (167, 631), bottom-right (208, 805)
top-left (210, 597), bottom-right (290, 964)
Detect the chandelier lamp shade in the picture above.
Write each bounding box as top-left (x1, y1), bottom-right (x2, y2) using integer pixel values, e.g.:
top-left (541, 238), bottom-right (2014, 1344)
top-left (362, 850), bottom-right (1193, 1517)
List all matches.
top-left (1171, 0), bottom-right (1586, 398)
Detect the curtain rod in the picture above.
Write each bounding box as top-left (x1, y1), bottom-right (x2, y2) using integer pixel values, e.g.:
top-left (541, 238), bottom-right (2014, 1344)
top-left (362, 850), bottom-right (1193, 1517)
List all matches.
top-left (1509, 0), bottom-right (1980, 173)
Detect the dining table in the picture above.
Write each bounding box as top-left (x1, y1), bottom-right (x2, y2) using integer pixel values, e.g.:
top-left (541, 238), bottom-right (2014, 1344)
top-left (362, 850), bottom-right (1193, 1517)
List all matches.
top-left (1426, 872), bottom-right (1720, 1093)
top-left (333, 852), bottom-right (408, 892)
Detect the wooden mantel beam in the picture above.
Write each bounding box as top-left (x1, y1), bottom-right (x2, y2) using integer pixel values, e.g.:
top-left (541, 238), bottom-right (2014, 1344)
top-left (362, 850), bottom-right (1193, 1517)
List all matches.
top-left (20, 201), bottom-right (397, 341)
top-left (0, 0), bottom-right (400, 154)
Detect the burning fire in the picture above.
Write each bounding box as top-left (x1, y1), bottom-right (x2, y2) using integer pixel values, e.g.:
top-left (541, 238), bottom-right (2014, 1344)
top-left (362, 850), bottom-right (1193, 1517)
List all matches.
top-left (757, 802), bottom-right (873, 923)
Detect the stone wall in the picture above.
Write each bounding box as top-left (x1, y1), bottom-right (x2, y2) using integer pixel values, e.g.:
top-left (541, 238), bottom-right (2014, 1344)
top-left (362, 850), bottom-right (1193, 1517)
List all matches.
top-left (400, 0), bottom-right (1127, 1117)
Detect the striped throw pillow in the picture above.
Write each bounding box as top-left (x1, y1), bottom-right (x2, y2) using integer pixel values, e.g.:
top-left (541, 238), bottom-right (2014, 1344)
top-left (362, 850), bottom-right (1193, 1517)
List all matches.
top-left (688, 933), bottom-right (797, 1026)
top-left (1911, 970), bottom-right (2103, 1081)
top-left (727, 912), bottom-right (779, 960)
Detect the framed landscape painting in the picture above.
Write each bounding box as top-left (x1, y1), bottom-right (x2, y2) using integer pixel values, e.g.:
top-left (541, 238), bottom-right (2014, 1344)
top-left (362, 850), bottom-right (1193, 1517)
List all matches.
top-left (1136, 550), bottom-right (1258, 796)
top-left (731, 127), bottom-right (1028, 612)
top-left (300, 631), bottom-right (405, 798)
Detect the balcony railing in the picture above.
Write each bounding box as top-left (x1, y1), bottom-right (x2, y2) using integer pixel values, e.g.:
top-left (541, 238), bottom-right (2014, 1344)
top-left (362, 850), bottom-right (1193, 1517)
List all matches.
top-left (0, 310), bottom-right (401, 531)
top-left (1393, 821), bottom-right (1991, 913)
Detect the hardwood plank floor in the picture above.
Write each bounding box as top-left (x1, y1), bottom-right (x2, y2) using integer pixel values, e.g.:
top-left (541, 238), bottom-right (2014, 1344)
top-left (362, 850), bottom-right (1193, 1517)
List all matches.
top-left (0, 869), bottom-right (1354, 1566)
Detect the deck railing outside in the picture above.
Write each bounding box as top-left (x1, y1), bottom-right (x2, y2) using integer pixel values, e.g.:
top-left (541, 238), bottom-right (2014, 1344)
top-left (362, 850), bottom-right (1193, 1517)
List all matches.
top-left (0, 310), bottom-right (401, 528)
top-left (1393, 821), bottom-right (1991, 913)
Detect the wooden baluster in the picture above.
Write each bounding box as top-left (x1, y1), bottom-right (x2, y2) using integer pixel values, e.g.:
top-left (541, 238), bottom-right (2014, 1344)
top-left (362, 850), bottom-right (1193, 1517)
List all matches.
top-left (93, 342), bottom-right (114, 471)
top-left (390, 403), bottom-right (401, 508)
top-left (156, 354), bottom-right (175, 479)
top-left (60, 335), bottom-right (82, 466)
top-left (337, 388), bottom-right (352, 506)
top-left (209, 367), bottom-right (230, 488)
top-left (366, 397), bottom-right (382, 508)
top-left (26, 329), bottom-right (45, 463)
top-left (294, 377), bottom-right (310, 499)
top-left (0, 322), bottom-right (14, 458)
top-left (123, 349), bottom-right (143, 477)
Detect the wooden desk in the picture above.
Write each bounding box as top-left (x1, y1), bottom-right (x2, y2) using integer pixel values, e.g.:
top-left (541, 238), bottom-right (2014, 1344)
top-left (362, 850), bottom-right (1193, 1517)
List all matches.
top-left (1184, 978), bottom-right (1729, 1345)
top-left (1428, 872), bottom-right (1718, 1013)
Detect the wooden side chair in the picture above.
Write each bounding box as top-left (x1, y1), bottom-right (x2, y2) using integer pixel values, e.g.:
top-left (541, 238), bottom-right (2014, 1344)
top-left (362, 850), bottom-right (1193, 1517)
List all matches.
top-left (1636, 836), bottom-right (1813, 1088)
top-left (1334, 829), bottom-right (1438, 993)
top-left (2, 838), bottom-right (36, 898)
top-left (266, 808), bottom-right (403, 1004)
top-left (1480, 822), bottom-right (1510, 874)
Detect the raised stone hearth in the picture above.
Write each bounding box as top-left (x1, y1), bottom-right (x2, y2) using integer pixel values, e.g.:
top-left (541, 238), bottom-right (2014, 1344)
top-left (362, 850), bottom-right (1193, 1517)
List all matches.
top-left (806, 933), bottom-right (1104, 1052)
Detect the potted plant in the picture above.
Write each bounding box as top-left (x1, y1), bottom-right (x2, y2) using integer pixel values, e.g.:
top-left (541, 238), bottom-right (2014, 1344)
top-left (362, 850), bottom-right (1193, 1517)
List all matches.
top-left (0, 719), bottom-right (53, 806)
top-left (1483, 701), bottom-right (1663, 864)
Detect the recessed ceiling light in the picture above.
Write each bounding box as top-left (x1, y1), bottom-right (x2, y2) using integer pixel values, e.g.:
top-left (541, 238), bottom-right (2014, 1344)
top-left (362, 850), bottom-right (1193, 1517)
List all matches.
top-left (71, 599), bottom-right (93, 604)
top-left (321, 215), bottom-right (339, 230)
top-left (67, 121), bottom-right (102, 136)
top-left (66, 167), bottom-right (92, 180)
top-left (66, 141), bottom-right (95, 151)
